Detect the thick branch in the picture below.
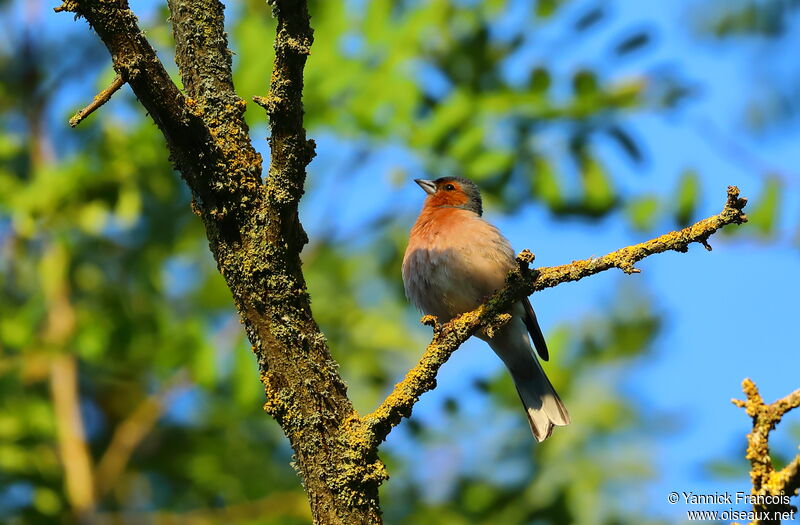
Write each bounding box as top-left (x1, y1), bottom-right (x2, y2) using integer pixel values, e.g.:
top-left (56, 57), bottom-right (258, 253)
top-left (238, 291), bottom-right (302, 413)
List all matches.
top-left (167, 0), bottom-right (249, 141)
top-left (167, 0), bottom-right (235, 101)
top-left (732, 379), bottom-right (800, 524)
top-left (364, 186), bottom-right (748, 444)
top-left (250, 3), bottom-right (386, 523)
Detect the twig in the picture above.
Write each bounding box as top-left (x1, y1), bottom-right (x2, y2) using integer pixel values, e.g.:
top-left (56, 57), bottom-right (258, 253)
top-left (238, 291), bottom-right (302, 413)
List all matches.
top-left (363, 186), bottom-right (748, 445)
top-left (732, 379), bottom-right (800, 524)
top-left (69, 75), bottom-right (125, 128)
top-left (63, 0), bottom-right (220, 203)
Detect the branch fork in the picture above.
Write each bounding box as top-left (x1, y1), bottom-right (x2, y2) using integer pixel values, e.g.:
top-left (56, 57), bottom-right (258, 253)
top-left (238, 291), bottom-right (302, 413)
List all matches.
top-left (732, 379), bottom-right (800, 524)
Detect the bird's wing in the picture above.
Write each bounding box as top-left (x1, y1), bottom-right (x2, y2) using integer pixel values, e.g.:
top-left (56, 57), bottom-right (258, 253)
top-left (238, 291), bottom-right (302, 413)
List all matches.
top-left (521, 296), bottom-right (549, 361)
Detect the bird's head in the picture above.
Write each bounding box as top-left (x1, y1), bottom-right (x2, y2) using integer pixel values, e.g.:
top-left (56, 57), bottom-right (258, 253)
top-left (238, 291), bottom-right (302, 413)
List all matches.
top-left (414, 177), bottom-right (483, 216)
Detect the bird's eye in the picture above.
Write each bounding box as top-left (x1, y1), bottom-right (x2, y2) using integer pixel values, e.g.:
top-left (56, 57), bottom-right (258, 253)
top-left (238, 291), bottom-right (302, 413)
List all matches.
top-left (444, 184), bottom-right (456, 191)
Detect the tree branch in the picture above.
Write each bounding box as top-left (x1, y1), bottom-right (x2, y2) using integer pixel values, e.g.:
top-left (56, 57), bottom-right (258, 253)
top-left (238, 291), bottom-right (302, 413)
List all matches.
top-left (732, 379), bottom-right (800, 524)
top-left (259, 0), bottom-right (316, 225)
top-left (59, 0), bottom-right (261, 217)
top-left (94, 372), bottom-right (187, 500)
top-left (57, 1), bottom-right (198, 147)
top-left (68, 74), bottom-right (125, 127)
top-left (167, 0), bottom-right (235, 102)
top-left (364, 186), bottom-right (748, 444)
top-left (50, 354), bottom-right (96, 516)
top-left (166, 0), bottom-right (250, 144)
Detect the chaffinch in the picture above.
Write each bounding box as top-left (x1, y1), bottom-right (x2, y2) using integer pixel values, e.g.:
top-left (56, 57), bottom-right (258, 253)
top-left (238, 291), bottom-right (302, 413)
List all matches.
top-left (402, 177), bottom-right (570, 442)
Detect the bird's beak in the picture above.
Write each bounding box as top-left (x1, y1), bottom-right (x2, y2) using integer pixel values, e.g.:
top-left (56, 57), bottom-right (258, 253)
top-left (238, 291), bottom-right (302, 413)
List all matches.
top-left (414, 179), bottom-right (437, 195)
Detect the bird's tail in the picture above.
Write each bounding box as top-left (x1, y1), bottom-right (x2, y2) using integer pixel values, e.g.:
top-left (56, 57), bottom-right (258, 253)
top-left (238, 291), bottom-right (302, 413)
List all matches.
top-left (487, 318), bottom-right (570, 442)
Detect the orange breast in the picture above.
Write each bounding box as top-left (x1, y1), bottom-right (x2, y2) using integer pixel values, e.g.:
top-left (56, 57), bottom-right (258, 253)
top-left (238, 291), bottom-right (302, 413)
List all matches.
top-left (402, 207), bottom-right (515, 320)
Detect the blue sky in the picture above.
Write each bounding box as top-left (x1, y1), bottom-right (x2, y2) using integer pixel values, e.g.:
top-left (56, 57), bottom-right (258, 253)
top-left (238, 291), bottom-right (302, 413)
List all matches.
top-left (6, 0), bottom-right (799, 522)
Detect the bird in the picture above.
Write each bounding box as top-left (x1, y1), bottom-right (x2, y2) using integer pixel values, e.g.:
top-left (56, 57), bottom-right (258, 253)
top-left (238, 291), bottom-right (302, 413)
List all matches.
top-left (402, 176), bottom-right (570, 442)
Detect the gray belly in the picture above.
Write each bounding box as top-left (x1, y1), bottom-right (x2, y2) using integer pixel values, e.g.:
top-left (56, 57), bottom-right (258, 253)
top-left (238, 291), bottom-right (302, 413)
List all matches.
top-left (402, 246), bottom-right (508, 321)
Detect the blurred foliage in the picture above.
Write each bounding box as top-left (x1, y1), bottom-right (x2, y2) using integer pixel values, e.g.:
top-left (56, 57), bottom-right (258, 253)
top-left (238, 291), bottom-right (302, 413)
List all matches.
top-left (235, 0), bottom-right (692, 219)
top-left (693, 0), bottom-right (800, 136)
top-left (697, 0), bottom-right (800, 38)
top-left (0, 0), bottom-right (791, 524)
top-left (691, 0), bottom-right (800, 247)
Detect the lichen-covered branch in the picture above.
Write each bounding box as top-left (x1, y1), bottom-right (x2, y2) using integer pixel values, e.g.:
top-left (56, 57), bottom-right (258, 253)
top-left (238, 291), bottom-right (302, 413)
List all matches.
top-left (364, 186), bottom-right (748, 444)
top-left (259, 0), bottom-right (317, 229)
top-left (167, 0), bottom-right (236, 105)
top-left (166, 0), bottom-right (251, 149)
top-left (251, 4), bottom-right (387, 523)
top-left (530, 185), bottom-right (748, 287)
top-left (732, 379), bottom-right (800, 524)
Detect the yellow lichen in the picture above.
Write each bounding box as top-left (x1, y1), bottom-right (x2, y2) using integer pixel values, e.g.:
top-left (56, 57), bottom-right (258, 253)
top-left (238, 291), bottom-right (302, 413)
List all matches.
top-left (732, 379), bottom-right (800, 524)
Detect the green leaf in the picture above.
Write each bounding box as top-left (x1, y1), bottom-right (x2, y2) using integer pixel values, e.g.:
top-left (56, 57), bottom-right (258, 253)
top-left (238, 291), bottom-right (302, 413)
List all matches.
top-left (33, 487), bottom-right (62, 516)
top-left (411, 90), bottom-right (473, 149)
top-left (607, 125), bottom-right (643, 164)
top-left (748, 177), bottom-right (781, 237)
top-left (626, 195), bottom-right (660, 231)
top-left (574, 6), bottom-right (606, 32)
top-left (614, 31), bottom-right (651, 55)
top-left (191, 326), bottom-right (217, 388)
top-left (465, 149), bottom-right (513, 180)
top-left (529, 67), bottom-right (551, 94)
top-left (536, 0), bottom-right (564, 19)
top-left (580, 156), bottom-right (615, 214)
top-left (573, 69), bottom-right (599, 97)
top-left (532, 156), bottom-right (563, 208)
top-left (115, 184), bottom-right (142, 227)
top-left (674, 170), bottom-right (701, 227)
top-left (447, 123), bottom-right (484, 161)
